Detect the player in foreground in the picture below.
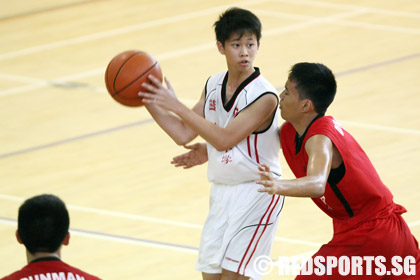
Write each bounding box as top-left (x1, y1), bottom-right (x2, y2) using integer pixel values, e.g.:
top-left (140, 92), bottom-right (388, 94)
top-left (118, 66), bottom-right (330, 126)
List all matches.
top-left (1, 194), bottom-right (101, 280)
top-left (256, 62), bottom-right (420, 279)
top-left (139, 7), bottom-right (284, 280)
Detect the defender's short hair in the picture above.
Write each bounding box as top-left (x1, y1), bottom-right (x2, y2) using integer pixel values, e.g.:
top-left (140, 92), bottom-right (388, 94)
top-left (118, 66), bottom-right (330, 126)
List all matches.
top-left (18, 194), bottom-right (70, 254)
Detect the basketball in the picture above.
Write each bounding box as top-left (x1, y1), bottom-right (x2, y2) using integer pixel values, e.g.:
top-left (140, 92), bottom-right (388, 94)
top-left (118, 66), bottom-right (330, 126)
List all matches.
top-left (105, 50), bottom-right (163, 107)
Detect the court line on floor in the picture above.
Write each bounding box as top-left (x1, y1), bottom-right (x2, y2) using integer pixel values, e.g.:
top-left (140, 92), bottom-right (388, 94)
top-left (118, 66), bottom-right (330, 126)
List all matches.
top-left (0, 216), bottom-right (198, 254)
top-left (0, 0), bottom-right (102, 21)
top-left (0, 216), bottom-right (321, 256)
top-left (1, 193), bottom-right (418, 251)
top-left (274, 0), bottom-right (420, 18)
top-left (0, 0), bottom-right (266, 61)
top-left (1, 7), bottom-right (419, 97)
top-left (335, 52), bottom-right (420, 77)
top-left (0, 194), bottom-right (323, 247)
top-left (3, 214), bottom-right (417, 268)
top-left (0, 215), bottom-right (319, 269)
top-left (1, 1), bottom-right (418, 63)
top-left (0, 51), bottom-right (418, 161)
top-left (339, 120), bottom-right (420, 136)
top-left (0, 119), bottom-right (153, 159)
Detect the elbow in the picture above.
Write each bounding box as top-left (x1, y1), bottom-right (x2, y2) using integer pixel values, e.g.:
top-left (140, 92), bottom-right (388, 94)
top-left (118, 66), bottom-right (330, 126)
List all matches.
top-left (211, 135), bottom-right (237, 152)
top-left (174, 137), bottom-right (189, 146)
top-left (310, 182), bottom-right (326, 198)
top-left (212, 142), bottom-right (233, 152)
top-left (173, 134), bottom-right (195, 146)
top-left (174, 138), bottom-right (192, 146)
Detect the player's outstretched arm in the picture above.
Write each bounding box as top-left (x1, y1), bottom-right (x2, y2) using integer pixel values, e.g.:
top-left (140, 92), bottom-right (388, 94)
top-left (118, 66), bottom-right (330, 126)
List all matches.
top-left (171, 143), bottom-right (208, 169)
top-left (257, 135), bottom-right (333, 197)
top-left (140, 75), bottom-right (278, 151)
top-left (140, 76), bottom-right (203, 145)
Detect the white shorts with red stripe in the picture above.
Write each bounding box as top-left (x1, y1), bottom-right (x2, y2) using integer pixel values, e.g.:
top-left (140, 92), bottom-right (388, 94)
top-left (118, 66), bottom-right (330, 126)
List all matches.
top-left (196, 182), bottom-right (284, 280)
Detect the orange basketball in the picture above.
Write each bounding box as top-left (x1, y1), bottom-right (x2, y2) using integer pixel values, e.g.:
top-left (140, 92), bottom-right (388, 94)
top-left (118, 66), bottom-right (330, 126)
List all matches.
top-left (105, 50), bottom-right (163, 107)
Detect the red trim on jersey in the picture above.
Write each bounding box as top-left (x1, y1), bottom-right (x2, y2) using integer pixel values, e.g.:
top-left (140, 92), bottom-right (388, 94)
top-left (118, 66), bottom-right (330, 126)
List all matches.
top-left (243, 195), bottom-right (280, 274)
top-left (237, 195), bottom-right (276, 275)
top-left (247, 136), bottom-right (251, 157)
top-left (254, 134), bottom-right (260, 163)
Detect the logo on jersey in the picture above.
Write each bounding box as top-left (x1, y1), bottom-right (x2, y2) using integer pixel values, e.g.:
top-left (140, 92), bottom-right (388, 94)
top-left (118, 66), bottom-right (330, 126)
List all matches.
top-left (320, 196), bottom-right (333, 211)
top-left (221, 154), bottom-right (232, 164)
top-left (209, 99), bottom-right (216, 111)
top-left (233, 107), bottom-right (239, 117)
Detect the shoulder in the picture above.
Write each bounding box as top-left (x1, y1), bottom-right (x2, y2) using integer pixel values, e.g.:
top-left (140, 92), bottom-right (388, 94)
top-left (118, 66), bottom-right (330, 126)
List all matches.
top-left (205, 71), bottom-right (227, 97)
top-left (59, 261), bottom-right (102, 280)
top-left (245, 74), bottom-right (278, 105)
top-left (206, 71), bottom-right (226, 87)
top-left (308, 116), bottom-right (345, 139)
top-left (0, 272), bottom-right (18, 280)
top-left (0, 265), bottom-right (28, 280)
top-left (306, 134), bottom-right (333, 148)
top-left (280, 121), bottom-right (295, 135)
top-left (248, 73), bottom-right (277, 94)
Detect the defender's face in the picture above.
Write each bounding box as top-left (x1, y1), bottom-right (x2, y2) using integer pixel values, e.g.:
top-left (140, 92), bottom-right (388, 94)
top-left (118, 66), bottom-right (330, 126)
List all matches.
top-left (218, 32), bottom-right (259, 73)
top-left (279, 79), bottom-right (305, 122)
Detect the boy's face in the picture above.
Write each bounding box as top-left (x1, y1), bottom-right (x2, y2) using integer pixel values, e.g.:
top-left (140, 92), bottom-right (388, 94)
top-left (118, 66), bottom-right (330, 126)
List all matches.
top-left (279, 78), bottom-right (306, 122)
top-left (217, 32), bottom-right (259, 73)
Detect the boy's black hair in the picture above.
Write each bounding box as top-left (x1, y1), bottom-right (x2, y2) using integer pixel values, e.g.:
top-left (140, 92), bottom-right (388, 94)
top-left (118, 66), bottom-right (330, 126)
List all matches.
top-left (18, 194), bottom-right (70, 254)
top-left (214, 7), bottom-right (262, 46)
top-left (288, 63), bottom-right (337, 115)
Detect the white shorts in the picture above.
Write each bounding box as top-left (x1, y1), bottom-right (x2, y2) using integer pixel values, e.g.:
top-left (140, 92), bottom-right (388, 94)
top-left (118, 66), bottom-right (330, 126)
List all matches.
top-left (196, 182), bottom-right (284, 280)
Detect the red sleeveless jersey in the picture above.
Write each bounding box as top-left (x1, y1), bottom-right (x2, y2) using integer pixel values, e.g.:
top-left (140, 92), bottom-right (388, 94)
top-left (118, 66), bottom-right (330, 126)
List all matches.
top-left (280, 116), bottom-right (397, 234)
top-left (1, 257), bottom-right (101, 280)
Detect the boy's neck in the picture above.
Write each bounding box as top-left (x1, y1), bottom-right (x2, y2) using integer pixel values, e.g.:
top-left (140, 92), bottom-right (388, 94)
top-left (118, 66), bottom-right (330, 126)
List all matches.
top-left (226, 67), bottom-right (255, 91)
top-left (27, 250), bottom-right (61, 264)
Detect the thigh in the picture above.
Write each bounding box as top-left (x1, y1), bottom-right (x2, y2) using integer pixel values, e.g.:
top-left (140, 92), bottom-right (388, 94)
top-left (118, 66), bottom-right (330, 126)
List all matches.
top-left (223, 186), bottom-right (284, 280)
top-left (196, 185), bottom-right (230, 274)
top-left (297, 214), bottom-right (420, 280)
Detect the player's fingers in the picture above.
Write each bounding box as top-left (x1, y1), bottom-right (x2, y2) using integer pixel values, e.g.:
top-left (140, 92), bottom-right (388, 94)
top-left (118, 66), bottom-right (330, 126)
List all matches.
top-left (255, 180), bottom-right (265, 186)
top-left (137, 92), bottom-right (153, 101)
top-left (263, 164), bottom-right (270, 172)
top-left (258, 163), bottom-right (269, 172)
top-left (258, 171), bottom-right (270, 178)
top-left (138, 82), bottom-right (156, 94)
top-left (257, 179), bottom-right (273, 187)
top-left (171, 156), bottom-right (187, 164)
top-left (147, 74), bottom-right (162, 86)
top-left (257, 186), bottom-right (271, 193)
top-left (164, 77), bottom-right (173, 90)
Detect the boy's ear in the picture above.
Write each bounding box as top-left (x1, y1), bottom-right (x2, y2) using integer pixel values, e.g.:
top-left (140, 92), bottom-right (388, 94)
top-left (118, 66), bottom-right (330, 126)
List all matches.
top-left (216, 41), bottom-right (225, 55)
top-left (16, 230), bottom-right (23, 244)
top-left (301, 99), bottom-right (314, 113)
top-left (62, 232), bottom-right (70, 246)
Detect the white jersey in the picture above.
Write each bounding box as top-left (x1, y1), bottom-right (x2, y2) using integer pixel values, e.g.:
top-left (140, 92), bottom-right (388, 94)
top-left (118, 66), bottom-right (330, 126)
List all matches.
top-left (204, 68), bottom-right (282, 185)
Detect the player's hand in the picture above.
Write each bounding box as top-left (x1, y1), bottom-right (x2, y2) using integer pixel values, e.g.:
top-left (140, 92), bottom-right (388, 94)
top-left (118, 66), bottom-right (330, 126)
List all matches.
top-left (171, 143), bottom-right (208, 169)
top-left (256, 164), bottom-right (280, 195)
top-left (138, 75), bottom-right (182, 112)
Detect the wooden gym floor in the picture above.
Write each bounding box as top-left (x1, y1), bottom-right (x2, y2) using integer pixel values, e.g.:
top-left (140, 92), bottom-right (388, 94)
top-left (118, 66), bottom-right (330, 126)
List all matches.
top-left (0, 0), bottom-right (419, 279)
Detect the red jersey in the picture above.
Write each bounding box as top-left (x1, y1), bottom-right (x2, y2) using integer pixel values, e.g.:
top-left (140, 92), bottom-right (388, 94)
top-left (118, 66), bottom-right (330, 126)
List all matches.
top-left (280, 116), bottom-right (396, 234)
top-left (1, 257), bottom-right (101, 280)
top-left (284, 116), bottom-right (420, 278)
